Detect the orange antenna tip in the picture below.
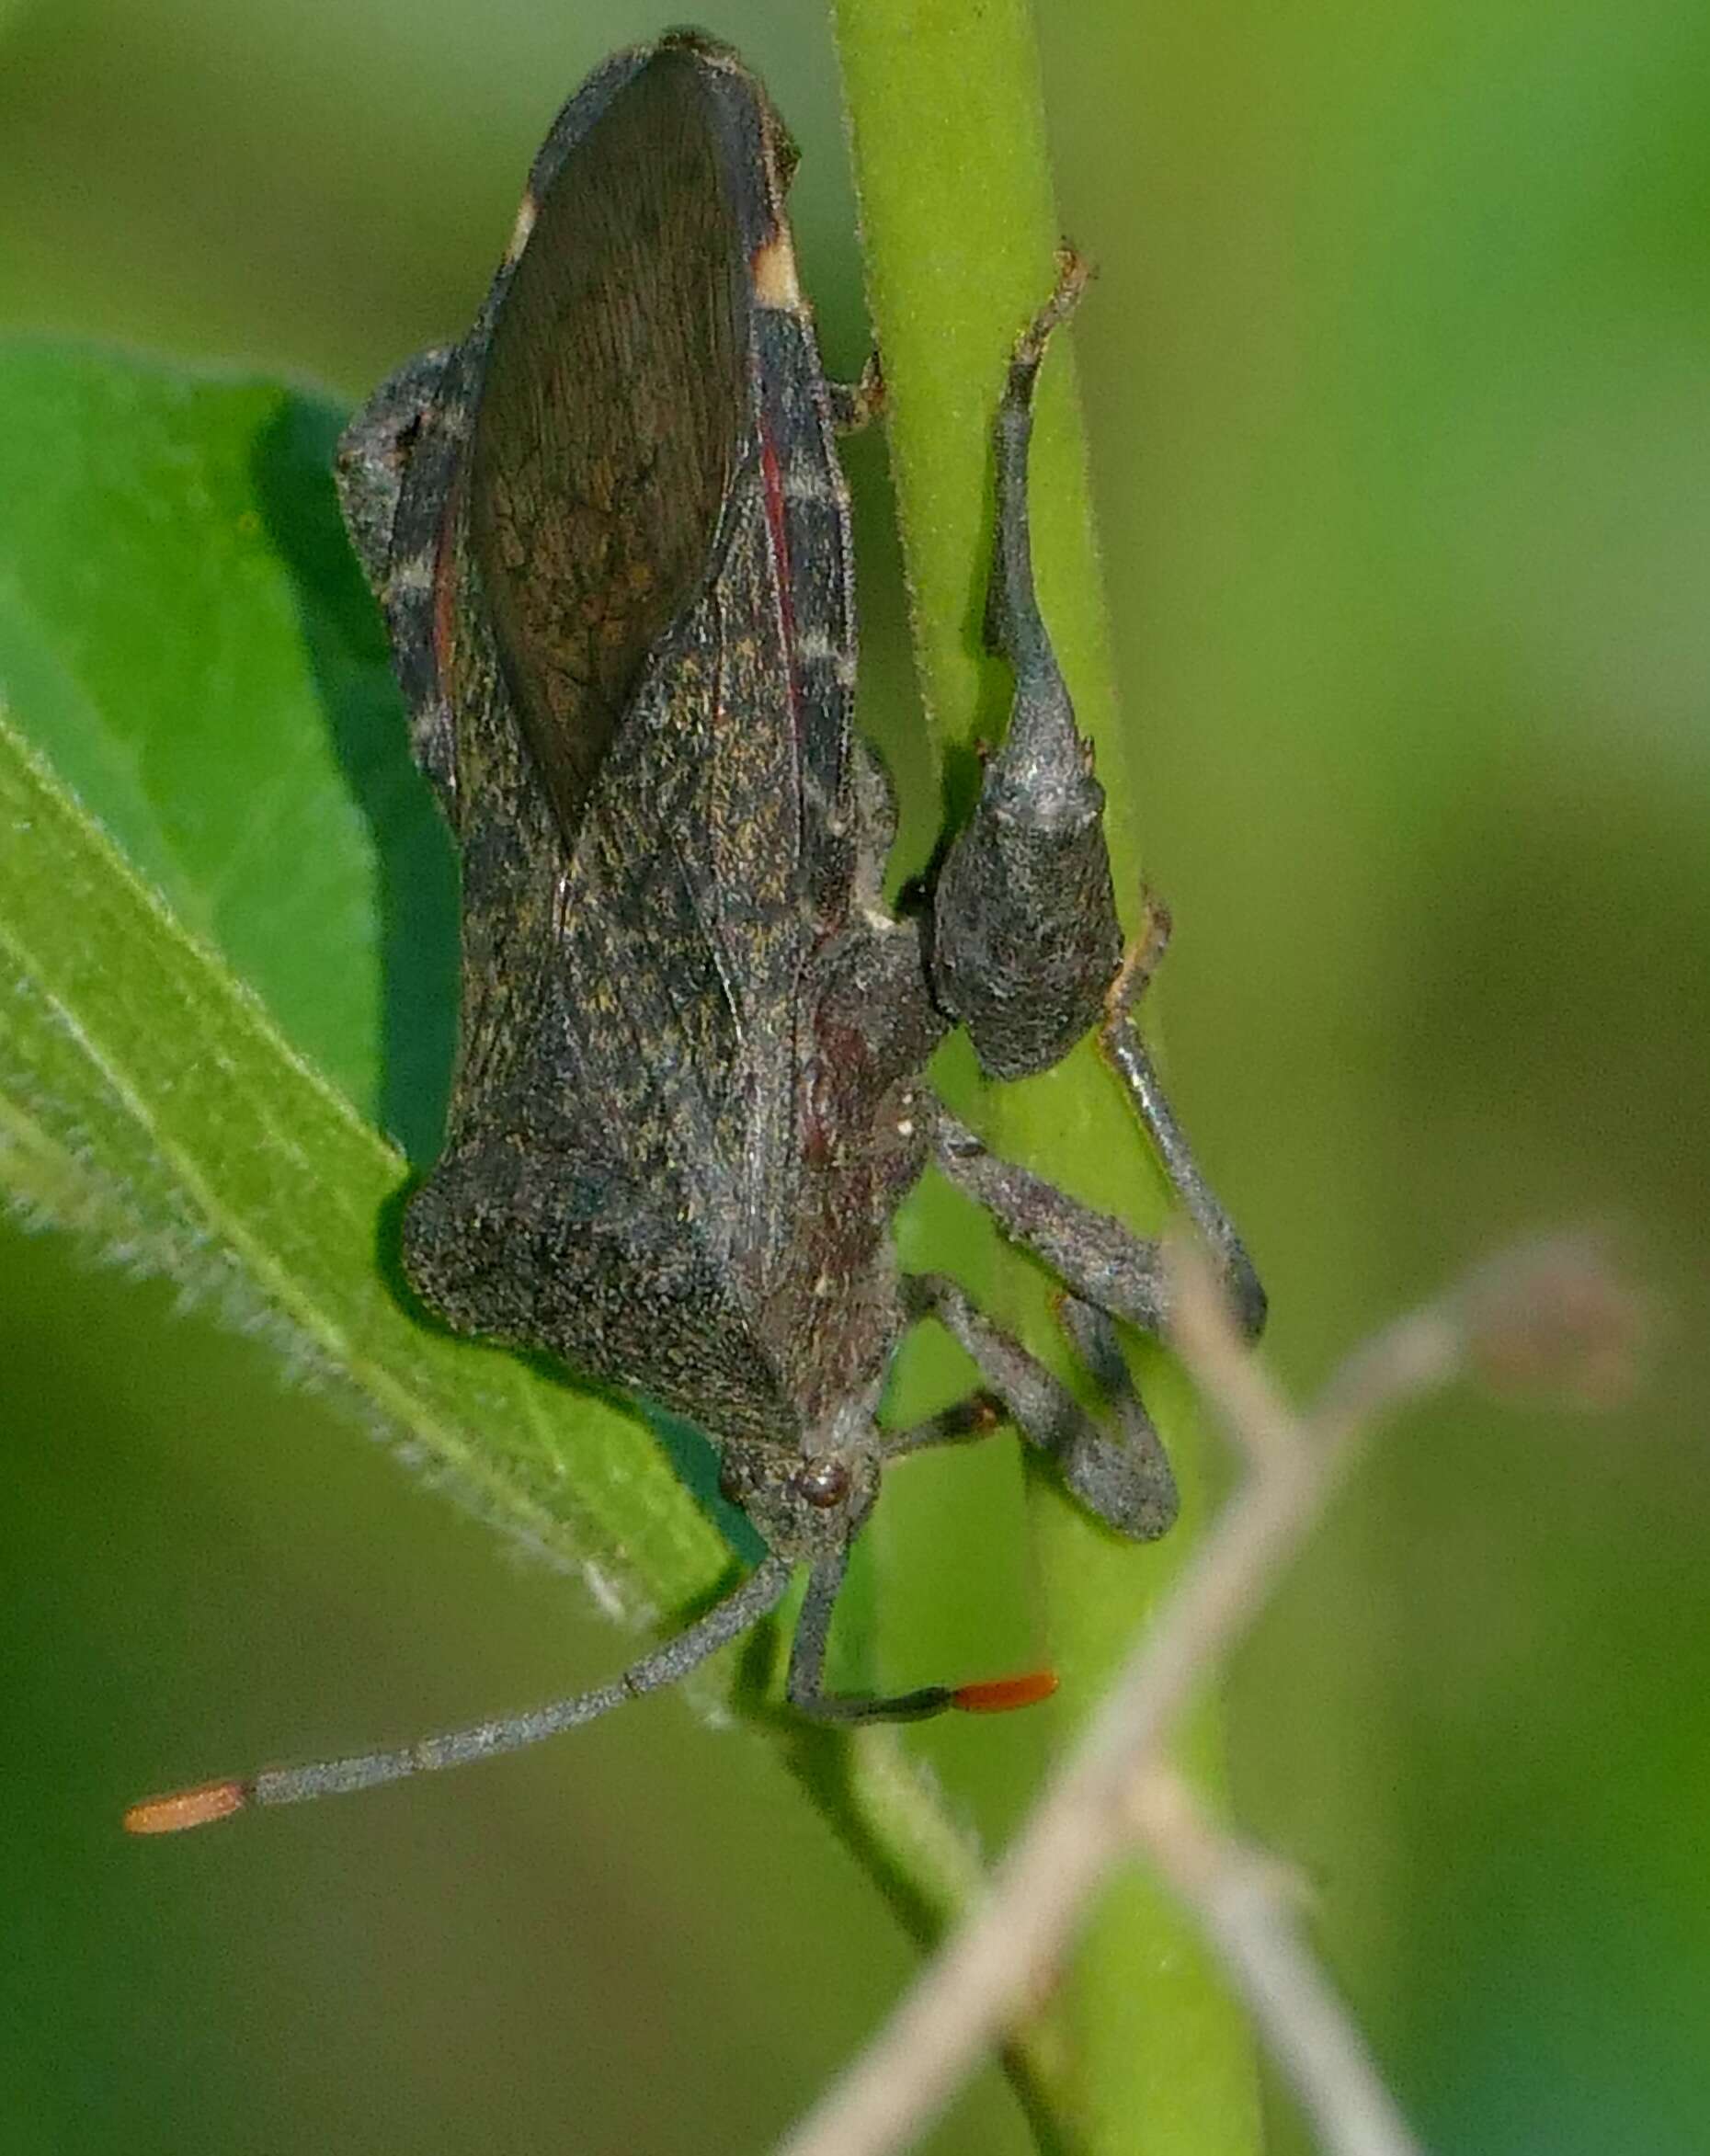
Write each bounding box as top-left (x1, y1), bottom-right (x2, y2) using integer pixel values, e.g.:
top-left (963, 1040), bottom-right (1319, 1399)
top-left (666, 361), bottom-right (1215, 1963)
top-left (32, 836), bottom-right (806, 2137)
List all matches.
top-left (951, 1669), bottom-right (1059, 1715)
top-left (124, 1778), bottom-right (248, 1836)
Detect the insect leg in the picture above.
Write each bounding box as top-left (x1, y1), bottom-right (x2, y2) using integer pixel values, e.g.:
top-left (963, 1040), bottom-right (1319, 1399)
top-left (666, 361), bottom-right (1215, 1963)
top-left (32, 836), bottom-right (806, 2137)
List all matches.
top-left (929, 252), bottom-right (1125, 1078)
top-left (930, 1102), bottom-right (1263, 1350)
top-left (906, 1272), bottom-right (1178, 1542)
top-left (929, 889), bottom-right (1265, 1345)
top-left (1097, 887), bottom-right (1266, 1336)
top-left (882, 1389), bottom-right (1005, 1459)
top-left (787, 1550), bottom-right (1057, 1724)
top-left (932, 1109), bottom-right (1171, 1329)
top-left (826, 349), bottom-right (884, 432)
top-left (786, 1555), bottom-right (952, 1724)
top-left (334, 347), bottom-right (450, 594)
top-left (123, 1557), bottom-right (794, 1834)
top-left (334, 345), bottom-right (461, 816)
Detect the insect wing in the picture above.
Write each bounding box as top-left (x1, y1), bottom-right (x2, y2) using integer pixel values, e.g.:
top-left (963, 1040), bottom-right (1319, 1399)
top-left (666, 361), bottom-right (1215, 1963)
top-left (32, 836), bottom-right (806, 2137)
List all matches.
top-left (450, 40), bottom-right (859, 1249)
top-left (471, 43), bottom-right (756, 853)
top-left (386, 40), bottom-right (866, 1433)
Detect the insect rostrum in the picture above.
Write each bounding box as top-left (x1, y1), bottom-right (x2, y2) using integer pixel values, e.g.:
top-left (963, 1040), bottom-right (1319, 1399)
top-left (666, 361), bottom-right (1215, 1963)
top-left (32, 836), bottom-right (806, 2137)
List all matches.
top-left (127, 30), bottom-right (1261, 1834)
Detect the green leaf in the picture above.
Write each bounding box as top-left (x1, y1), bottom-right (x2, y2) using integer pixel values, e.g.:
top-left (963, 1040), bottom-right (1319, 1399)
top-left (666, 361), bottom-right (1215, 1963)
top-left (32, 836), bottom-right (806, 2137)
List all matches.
top-left (0, 346), bottom-right (454, 1159)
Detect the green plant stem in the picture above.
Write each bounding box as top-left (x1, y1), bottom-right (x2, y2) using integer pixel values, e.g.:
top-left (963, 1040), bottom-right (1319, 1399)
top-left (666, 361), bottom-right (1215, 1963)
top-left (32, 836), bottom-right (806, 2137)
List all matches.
top-left (831, 5), bottom-right (1264, 2150)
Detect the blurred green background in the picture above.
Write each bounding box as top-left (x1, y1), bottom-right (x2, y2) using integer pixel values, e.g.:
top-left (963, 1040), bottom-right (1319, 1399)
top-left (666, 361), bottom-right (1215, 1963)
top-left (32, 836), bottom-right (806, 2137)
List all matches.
top-left (4, 1), bottom-right (1708, 2150)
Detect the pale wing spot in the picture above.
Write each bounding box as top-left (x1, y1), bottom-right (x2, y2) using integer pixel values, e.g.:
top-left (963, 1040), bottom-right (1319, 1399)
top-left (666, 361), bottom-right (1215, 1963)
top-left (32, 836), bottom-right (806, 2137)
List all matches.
top-left (386, 552), bottom-right (436, 599)
top-left (794, 625), bottom-right (858, 686)
top-left (781, 467), bottom-right (836, 505)
top-left (750, 230), bottom-right (804, 313)
top-left (504, 190), bottom-right (539, 267)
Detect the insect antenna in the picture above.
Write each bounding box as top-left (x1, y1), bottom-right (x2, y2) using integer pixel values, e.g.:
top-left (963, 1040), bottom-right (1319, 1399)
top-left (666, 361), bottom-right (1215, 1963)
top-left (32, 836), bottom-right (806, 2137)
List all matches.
top-left (123, 1556), bottom-right (793, 1833)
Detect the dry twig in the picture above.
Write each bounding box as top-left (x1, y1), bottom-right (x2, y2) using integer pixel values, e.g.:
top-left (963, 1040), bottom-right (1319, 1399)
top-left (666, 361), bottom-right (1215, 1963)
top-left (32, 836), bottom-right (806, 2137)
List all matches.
top-left (778, 1234), bottom-right (1638, 2156)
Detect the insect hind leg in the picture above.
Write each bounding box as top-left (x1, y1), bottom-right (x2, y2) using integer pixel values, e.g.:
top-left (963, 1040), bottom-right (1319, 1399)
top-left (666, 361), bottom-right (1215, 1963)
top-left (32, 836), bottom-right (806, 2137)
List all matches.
top-left (929, 251), bottom-right (1123, 1079)
top-left (905, 1271), bottom-right (1179, 1543)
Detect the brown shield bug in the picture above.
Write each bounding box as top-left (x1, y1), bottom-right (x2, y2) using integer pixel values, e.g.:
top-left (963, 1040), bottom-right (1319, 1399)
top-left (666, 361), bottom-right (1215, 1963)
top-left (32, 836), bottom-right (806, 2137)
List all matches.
top-left (127, 30), bottom-right (1261, 1834)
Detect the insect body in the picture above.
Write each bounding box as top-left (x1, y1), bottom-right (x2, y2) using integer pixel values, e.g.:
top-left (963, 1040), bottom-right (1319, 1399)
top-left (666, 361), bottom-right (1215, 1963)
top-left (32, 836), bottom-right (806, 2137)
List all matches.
top-left (127, 30), bottom-right (1260, 1832)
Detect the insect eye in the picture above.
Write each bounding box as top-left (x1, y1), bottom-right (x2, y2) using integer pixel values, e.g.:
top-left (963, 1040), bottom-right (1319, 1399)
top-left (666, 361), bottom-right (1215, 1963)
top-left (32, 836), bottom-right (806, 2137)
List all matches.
top-left (718, 1456), bottom-right (751, 1504)
top-left (797, 1459), bottom-right (849, 1510)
